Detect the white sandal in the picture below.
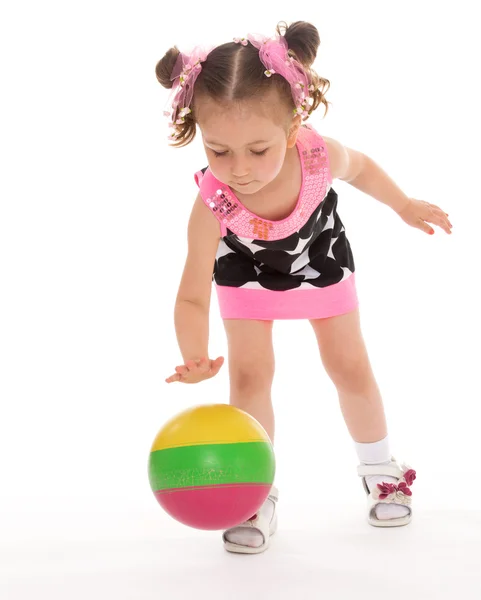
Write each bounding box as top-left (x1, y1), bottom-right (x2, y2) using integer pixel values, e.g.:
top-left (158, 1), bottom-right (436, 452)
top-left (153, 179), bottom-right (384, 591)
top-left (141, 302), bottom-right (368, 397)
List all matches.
top-left (357, 457), bottom-right (417, 528)
top-left (222, 486), bottom-right (279, 554)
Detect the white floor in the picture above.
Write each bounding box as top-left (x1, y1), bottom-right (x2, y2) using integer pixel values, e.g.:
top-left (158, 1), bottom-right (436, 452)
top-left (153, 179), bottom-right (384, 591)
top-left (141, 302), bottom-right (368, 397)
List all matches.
top-left (2, 500), bottom-right (480, 600)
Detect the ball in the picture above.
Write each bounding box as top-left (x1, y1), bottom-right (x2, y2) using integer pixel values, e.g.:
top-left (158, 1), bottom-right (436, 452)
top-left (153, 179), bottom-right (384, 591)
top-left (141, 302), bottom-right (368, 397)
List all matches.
top-left (148, 403), bottom-right (276, 530)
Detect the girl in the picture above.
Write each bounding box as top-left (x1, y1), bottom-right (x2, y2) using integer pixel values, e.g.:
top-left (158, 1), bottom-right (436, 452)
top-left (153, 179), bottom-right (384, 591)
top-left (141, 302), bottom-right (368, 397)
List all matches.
top-left (156, 21), bottom-right (452, 554)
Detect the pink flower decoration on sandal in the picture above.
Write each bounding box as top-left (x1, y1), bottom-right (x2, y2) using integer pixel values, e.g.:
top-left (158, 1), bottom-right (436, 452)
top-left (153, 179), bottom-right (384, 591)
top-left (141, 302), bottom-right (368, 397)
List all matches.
top-left (397, 481), bottom-right (412, 496)
top-left (404, 469), bottom-right (416, 486)
top-left (375, 467), bottom-right (417, 500)
top-left (377, 482), bottom-right (398, 500)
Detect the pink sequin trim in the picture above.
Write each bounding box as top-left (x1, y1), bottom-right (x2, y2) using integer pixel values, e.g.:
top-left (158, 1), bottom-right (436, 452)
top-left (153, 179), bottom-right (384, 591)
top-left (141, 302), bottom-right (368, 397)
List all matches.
top-left (201, 126), bottom-right (332, 240)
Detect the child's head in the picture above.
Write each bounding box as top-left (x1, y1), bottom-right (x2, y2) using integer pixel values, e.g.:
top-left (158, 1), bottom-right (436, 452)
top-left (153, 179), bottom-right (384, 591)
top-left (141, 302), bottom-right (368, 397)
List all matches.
top-left (155, 21), bottom-right (330, 194)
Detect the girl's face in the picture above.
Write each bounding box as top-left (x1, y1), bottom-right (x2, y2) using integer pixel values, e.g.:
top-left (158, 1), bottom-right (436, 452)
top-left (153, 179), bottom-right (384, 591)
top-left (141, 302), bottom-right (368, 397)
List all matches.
top-left (196, 96), bottom-right (300, 195)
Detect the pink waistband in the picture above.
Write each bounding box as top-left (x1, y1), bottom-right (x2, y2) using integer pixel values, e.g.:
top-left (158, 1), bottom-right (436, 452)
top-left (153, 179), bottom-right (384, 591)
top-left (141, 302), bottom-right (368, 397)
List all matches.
top-left (215, 273), bottom-right (358, 320)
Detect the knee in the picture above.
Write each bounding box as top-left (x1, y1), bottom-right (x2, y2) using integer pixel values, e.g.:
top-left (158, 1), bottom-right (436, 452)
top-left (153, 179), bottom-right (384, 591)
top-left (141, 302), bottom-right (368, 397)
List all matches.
top-left (229, 361), bottom-right (275, 398)
top-left (323, 352), bottom-right (373, 392)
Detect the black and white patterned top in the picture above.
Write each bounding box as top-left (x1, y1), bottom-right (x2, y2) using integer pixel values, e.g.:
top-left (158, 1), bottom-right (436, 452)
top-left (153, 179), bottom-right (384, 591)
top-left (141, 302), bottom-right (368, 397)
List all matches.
top-left (194, 124), bottom-right (355, 293)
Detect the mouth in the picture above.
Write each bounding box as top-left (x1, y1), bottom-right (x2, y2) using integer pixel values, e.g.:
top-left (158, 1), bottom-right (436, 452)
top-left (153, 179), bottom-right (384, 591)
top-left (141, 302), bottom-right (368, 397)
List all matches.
top-left (235, 181), bottom-right (253, 187)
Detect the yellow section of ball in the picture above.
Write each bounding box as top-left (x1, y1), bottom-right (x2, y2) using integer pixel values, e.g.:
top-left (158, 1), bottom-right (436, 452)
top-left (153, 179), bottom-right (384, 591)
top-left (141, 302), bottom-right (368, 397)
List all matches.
top-left (150, 404), bottom-right (271, 451)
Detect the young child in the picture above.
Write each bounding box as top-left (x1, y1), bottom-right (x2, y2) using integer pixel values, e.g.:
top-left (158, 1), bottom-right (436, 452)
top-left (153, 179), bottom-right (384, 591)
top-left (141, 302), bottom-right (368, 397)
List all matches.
top-left (156, 21), bottom-right (452, 554)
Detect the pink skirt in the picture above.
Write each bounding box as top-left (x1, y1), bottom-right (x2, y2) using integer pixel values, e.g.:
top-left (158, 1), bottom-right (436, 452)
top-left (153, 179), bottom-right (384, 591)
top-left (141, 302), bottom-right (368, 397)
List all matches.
top-left (215, 273), bottom-right (359, 320)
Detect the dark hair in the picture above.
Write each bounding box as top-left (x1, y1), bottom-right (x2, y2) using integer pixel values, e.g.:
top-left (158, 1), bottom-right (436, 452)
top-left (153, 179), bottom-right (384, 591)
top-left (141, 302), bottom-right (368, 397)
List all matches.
top-left (155, 21), bottom-right (331, 147)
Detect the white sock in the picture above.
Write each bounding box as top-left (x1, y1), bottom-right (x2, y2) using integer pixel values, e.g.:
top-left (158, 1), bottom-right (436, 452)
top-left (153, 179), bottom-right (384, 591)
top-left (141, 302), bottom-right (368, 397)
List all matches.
top-left (354, 435), bottom-right (410, 521)
top-left (223, 494), bottom-right (276, 548)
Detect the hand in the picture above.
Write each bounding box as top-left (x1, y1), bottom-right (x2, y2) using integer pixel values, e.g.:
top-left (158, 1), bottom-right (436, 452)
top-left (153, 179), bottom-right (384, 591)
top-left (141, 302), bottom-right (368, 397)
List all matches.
top-left (397, 198), bottom-right (453, 235)
top-left (165, 356), bottom-right (225, 384)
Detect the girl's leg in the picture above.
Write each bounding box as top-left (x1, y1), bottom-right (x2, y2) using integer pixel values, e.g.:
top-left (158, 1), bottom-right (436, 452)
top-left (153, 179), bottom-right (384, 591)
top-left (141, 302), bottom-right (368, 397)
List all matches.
top-left (309, 308), bottom-right (409, 521)
top-left (222, 318), bottom-right (277, 550)
top-left (223, 318), bottom-right (276, 442)
top-left (309, 308), bottom-right (387, 443)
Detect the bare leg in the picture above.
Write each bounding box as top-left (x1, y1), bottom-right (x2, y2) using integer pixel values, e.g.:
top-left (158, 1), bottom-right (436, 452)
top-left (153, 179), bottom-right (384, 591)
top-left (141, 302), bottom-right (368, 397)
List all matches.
top-left (310, 309), bottom-right (410, 522)
top-left (223, 319), bottom-right (276, 443)
top-left (222, 318), bottom-right (277, 549)
top-left (309, 308), bottom-right (388, 443)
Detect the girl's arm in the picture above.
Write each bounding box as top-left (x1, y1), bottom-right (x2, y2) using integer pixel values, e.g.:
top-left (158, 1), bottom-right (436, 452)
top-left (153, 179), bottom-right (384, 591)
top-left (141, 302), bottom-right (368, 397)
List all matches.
top-left (174, 192), bottom-right (221, 363)
top-left (324, 136), bottom-right (408, 212)
top-left (324, 136), bottom-right (452, 235)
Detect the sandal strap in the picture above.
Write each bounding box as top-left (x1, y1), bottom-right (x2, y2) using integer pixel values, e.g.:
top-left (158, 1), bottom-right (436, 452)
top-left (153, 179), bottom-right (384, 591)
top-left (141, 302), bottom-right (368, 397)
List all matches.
top-left (268, 485), bottom-right (279, 503)
top-left (222, 488), bottom-right (278, 546)
top-left (357, 460), bottom-right (404, 480)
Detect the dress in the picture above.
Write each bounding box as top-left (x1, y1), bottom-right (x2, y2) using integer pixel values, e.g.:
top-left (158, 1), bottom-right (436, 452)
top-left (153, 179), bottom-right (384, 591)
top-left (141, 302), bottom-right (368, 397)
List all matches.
top-left (193, 124), bottom-right (358, 320)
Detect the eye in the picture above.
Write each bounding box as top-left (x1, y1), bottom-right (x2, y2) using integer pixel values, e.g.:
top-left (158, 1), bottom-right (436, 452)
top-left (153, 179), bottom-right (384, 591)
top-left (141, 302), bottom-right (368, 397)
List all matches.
top-left (211, 148), bottom-right (268, 158)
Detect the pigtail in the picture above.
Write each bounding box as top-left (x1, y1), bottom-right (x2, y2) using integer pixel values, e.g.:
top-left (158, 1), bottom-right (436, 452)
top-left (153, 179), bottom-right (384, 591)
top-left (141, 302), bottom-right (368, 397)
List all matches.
top-left (277, 20), bottom-right (331, 118)
top-left (155, 46), bottom-right (181, 89)
top-left (278, 20), bottom-right (319, 68)
top-left (155, 46), bottom-right (197, 147)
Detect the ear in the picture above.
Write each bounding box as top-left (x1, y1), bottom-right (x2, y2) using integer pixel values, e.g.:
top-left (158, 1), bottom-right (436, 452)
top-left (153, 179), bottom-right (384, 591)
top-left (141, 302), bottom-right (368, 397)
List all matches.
top-left (286, 115), bottom-right (302, 149)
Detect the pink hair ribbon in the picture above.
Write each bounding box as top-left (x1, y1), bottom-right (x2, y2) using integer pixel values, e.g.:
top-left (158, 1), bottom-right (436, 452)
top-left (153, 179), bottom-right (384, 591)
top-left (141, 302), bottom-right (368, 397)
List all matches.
top-left (164, 46), bottom-right (211, 139)
top-left (244, 34), bottom-right (314, 117)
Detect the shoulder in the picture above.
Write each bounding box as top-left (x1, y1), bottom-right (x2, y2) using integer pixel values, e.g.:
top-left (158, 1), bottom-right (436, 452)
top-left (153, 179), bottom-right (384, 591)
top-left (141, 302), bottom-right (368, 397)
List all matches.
top-left (190, 191), bottom-right (219, 228)
top-left (187, 191), bottom-right (221, 246)
top-left (298, 125), bottom-right (358, 181)
top-left (322, 135), bottom-right (366, 182)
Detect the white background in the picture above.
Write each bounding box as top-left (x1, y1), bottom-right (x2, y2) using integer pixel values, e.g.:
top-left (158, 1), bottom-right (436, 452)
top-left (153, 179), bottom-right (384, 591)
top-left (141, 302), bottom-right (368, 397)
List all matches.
top-left (1, 1), bottom-right (480, 598)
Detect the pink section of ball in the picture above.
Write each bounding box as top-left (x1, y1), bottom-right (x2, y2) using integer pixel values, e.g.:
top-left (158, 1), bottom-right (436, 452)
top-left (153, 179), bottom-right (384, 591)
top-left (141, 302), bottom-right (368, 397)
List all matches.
top-left (154, 483), bottom-right (272, 530)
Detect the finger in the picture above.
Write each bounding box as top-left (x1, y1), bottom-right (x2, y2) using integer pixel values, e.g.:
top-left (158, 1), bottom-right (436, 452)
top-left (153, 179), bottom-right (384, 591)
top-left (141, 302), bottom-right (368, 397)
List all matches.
top-left (419, 220), bottom-right (435, 235)
top-left (210, 356), bottom-right (225, 374)
top-left (432, 205), bottom-right (451, 220)
top-left (429, 212), bottom-right (452, 234)
top-left (422, 202), bottom-right (449, 221)
top-left (175, 365), bottom-right (189, 375)
top-left (185, 360), bottom-right (199, 371)
top-left (419, 211), bottom-right (444, 234)
top-left (442, 215), bottom-right (453, 232)
top-left (198, 357), bottom-right (210, 372)
top-left (166, 373), bottom-right (181, 383)
top-left (439, 218), bottom-right (453, 234)
top-left (430, 204), bottom-right (448, 216)
top-left (431, 207), bottom-right (453, 229)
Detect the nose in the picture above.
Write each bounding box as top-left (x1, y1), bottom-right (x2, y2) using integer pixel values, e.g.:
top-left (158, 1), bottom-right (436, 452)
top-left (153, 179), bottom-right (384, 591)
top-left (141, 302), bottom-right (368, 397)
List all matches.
top-left (231, 155), bottom-right (250, 179)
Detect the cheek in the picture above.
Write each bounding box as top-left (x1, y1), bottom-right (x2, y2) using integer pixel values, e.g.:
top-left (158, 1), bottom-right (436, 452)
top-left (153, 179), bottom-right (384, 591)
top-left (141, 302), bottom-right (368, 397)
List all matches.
top-left (208, 161), bottom-right (228, 184)
top-left (262, 149), bottom-right (286, 180)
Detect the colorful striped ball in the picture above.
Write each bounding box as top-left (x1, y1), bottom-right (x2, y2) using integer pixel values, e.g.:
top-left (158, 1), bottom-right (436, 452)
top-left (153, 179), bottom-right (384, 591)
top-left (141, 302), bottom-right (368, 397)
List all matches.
top-left (148, 404), bottom-right (276, 530)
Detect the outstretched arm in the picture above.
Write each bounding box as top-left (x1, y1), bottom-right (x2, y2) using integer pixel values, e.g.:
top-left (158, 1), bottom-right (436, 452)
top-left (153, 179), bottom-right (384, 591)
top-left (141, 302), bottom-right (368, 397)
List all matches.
top-left (165, 193), bottom-right (225, 384)
top-left (324, 137), bottom-right (453, 235)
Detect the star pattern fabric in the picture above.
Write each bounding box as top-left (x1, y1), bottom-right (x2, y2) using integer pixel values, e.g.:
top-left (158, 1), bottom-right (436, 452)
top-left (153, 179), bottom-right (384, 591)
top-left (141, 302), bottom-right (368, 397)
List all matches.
top-left (213, 187), bottom-right (355, 291)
